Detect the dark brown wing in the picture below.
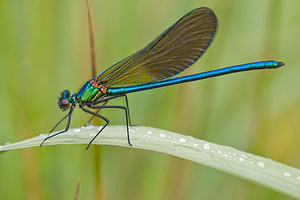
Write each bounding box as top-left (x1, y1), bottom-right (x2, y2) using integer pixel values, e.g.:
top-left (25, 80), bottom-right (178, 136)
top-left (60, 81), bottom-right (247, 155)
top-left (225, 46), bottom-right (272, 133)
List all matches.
top-left (97, 7), bottom-right (217, 87)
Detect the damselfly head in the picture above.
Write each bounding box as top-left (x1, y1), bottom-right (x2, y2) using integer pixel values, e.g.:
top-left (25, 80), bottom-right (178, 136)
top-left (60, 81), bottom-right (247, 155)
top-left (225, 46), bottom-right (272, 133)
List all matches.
top-left (58, 90), bottom-right (70, 111)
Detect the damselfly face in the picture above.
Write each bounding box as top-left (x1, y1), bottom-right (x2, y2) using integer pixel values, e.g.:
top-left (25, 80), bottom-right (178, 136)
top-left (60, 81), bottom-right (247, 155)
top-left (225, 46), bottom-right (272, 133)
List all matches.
top-left (58, 90), bottom-right (70, 111)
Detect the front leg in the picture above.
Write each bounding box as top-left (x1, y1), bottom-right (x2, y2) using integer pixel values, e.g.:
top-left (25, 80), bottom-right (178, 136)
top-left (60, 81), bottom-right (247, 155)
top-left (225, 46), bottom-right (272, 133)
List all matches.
top-left (40, 105), bottom-right (75, 146)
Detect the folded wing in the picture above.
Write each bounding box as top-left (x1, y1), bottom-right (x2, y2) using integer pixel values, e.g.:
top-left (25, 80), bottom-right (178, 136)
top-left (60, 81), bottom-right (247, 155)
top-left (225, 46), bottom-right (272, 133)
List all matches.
top-left (97, 7), bottom-right (217, 87)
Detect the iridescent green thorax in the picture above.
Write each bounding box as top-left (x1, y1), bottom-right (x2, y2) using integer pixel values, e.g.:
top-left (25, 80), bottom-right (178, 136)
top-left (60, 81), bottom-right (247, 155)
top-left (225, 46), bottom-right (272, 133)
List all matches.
top-left (75, 78), bottom-right (106, 103)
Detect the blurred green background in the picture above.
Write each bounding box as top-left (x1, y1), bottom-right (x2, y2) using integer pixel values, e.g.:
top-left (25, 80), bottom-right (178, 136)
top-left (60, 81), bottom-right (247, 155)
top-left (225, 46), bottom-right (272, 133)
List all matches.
top-left (0, 0), bottom-right (299, 199)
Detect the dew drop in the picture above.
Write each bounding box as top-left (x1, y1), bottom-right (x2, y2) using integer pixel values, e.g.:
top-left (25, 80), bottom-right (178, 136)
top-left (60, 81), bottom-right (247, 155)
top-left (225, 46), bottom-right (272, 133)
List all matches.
top-left (249, 161), bottom-right (254, 165)
top-left (257, 161), bottom-right (265, 168)
top-left (147, 131), bottom-right (153, 135)
top-left (217, 150), bottom-right (222, 154)
top-left (159, 133), bottom-right (167, 138)
top-left (130, 129), bottom-right (136, 133)
top-left (203, 143), bottom-right (211, 150)
top-left (296, 176), bottom-right (300, 180)
top-left (179, 138), bottom-right (186, 143)
top-left (193, 143), bottom-right (199, 147)
top-left (283, 171), bottom-right (291, 177)
top-left (239, 158), bottom-right (244, 162)
top-left (240, 154), bottom-right (248, 159)
top-left (73, 129), bottom-right (81, 133)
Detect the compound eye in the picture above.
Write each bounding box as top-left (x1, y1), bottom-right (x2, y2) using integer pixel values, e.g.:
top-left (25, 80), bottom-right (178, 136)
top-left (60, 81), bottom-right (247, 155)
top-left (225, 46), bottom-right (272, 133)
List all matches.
top-left (59, 99), bottom-right (70, 111)
top-left (61, 90), bottom-right (70, 98)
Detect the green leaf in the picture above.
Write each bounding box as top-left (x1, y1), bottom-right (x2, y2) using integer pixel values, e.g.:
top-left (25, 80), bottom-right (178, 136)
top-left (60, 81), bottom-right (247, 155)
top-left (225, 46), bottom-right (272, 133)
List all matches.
top-left (1, 125), bottom-right (300, 198)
